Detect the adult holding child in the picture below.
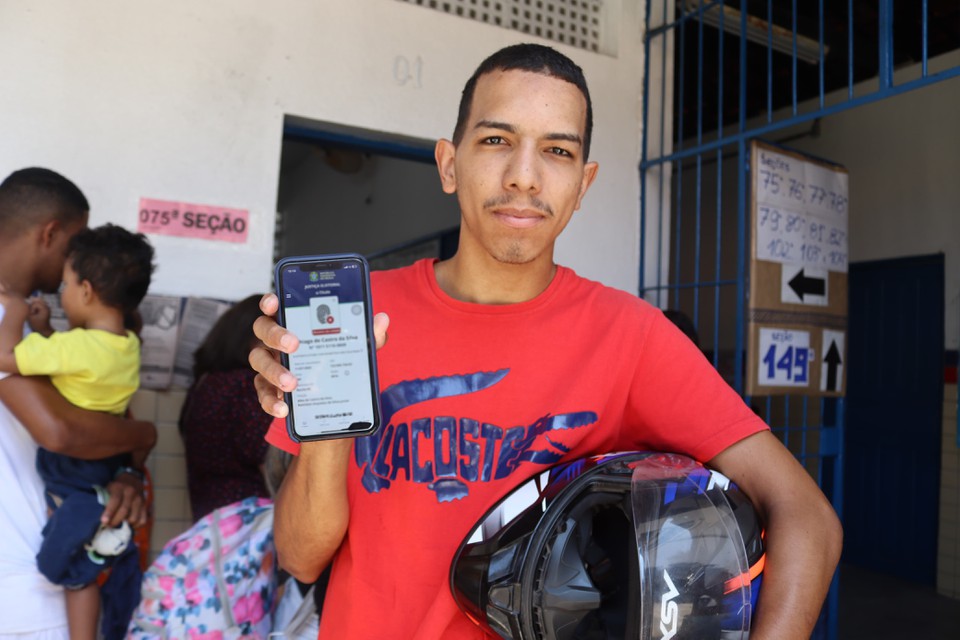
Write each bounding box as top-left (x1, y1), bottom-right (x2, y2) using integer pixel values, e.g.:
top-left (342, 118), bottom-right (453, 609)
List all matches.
top-left (0, 222), bottom-right (155, 640)
top-left (0, 168), bottom-right (155, 640)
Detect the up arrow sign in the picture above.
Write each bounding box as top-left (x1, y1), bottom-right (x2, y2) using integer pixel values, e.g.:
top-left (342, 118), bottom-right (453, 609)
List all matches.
top-left (823, 340), bottom-right (842, 392)
top-left (789, 269), bottom-right (826, 300)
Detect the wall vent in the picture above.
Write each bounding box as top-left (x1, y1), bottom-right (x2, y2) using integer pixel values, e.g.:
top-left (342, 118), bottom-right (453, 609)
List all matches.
top-left (396, 0), bottom-right (614, 55)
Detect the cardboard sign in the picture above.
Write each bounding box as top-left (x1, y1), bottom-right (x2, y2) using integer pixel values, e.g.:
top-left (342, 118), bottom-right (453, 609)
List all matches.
top-left (746, 141), bottom-right (849, 397)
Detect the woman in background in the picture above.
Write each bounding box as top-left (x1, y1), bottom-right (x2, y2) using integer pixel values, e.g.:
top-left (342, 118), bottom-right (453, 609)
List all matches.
top-left (179, 294), bottom-right (271, 521)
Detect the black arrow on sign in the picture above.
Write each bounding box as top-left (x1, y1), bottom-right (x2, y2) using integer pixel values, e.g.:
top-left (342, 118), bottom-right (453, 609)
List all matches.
top-left (824, 340), bottom-right (842, 391)
top-left (789, 269), bottom-right (826, 300)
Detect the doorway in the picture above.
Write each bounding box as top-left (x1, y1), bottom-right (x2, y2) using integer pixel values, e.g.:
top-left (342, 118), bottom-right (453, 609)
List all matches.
top-left (275, 118), bottom-right (460, 268)
top-left (844, 253), bottom-right (945, 584)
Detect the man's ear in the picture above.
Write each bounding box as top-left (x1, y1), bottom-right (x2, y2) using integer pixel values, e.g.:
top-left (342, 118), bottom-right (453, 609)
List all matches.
top-left (435, 139), bottom-right (457, 194)
top-left (38, 219), bottom-right (61, 249)
top-left (574, 161), bottom-right (600, 211)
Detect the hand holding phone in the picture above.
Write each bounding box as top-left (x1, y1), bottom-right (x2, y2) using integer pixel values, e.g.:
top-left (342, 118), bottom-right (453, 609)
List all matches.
top-left (274, 254), bottom-right (381, 441)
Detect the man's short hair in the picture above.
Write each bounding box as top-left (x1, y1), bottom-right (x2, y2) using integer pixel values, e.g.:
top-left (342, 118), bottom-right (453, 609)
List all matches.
top-left (452, 43), bottom-right (594, 160)
top-left (0, 167), bottom-right (89, 235)
top-left (68, 223), bottom-right (155, 314)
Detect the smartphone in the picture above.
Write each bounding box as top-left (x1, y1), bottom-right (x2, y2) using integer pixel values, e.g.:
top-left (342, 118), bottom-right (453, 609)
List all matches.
top-left (274, 253), bottom-right (381, 442)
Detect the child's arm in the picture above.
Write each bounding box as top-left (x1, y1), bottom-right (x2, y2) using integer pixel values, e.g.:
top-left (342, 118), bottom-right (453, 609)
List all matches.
top-left (0, 292), bottom-right (30, 373)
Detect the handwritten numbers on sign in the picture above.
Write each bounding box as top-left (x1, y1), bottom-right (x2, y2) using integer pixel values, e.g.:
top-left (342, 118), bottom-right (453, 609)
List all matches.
top-left (758, 328), bottom-right (813, 388)
top-left (762, 343), bottom-right (810, 384)
top-left (754, 147), bottom-right (849, 273)
top-left (756, 204), bottom-right (848, 271)
top-left (393, 55), bottom-right (423, 89)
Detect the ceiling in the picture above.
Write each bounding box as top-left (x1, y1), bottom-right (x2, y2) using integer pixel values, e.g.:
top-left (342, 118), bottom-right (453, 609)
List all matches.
top-left (674, 0), bottom-right (960, 140)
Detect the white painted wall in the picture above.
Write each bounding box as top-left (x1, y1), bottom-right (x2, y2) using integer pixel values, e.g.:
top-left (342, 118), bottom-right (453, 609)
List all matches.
top-left (0, 0), bottom-right (645, 300)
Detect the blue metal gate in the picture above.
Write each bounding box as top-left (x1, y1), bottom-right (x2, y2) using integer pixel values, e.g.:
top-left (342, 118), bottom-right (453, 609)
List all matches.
top-left (640, 2), bottom-right (960, 638)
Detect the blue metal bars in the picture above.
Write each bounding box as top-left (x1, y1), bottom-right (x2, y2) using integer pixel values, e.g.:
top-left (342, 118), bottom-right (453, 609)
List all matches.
top-left (639, 1), bottom-right (958, 637)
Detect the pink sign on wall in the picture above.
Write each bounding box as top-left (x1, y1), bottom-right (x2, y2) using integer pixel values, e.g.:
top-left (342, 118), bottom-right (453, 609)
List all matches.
top-left (138, 198), bottom-right (249, 243)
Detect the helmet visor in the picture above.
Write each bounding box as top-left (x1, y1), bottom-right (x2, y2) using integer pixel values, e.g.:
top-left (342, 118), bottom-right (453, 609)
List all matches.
top-left (630, 454), bottom-right (754, 640)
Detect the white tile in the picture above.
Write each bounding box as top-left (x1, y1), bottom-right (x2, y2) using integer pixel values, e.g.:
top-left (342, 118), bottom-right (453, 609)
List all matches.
top-left (155, 390), bottom-right (187, 424)
top-left (128, 390), bottom-right (157, 421)
top-left (153, 487), bottom-right (191, 521)
top-left (154, 423), bottom-right (185, 456)
top-left (151, 454), bottom-right (188, 489)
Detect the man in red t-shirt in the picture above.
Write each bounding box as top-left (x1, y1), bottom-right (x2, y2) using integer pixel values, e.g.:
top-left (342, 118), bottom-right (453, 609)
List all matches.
top-left (250, 44), bottom-right (842, 640)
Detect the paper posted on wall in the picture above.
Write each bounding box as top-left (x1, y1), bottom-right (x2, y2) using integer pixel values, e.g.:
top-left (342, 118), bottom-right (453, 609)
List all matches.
top-left (138, 295), bottom-right (184, 390)
top-left (172, 297), bottom-right (233, 388)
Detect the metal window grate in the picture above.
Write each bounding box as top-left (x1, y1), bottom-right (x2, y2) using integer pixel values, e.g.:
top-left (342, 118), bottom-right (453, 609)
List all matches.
top-left (641, 2), bottom-right (960, 638)
top-left (396, 0), bottom-right (610, 54)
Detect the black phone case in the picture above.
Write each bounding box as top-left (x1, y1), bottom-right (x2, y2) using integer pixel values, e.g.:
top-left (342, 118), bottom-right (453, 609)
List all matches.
top-left (273, 253), bottom-right (381, 442)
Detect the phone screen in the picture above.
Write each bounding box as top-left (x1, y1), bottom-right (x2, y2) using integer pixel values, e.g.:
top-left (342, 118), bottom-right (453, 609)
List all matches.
top-left (275, 254), bottom-right (380, 441)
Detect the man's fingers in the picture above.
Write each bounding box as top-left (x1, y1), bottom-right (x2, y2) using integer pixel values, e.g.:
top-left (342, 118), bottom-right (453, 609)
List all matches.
top-left (373, 312), bottom-right (390, 350)
top-left (253, 314), bottom-right (299, 354)
top-left (102, 476), bottom-right (148, 527)
top-left (101, 491), bottom-right (126, 527)
top-left (248, 315), bottom-right (295, 416)
top-left (255, 292), bottom-right (298, 352)
top-left (254, 372), bottom-right (290, 418)
top-left (259, 292), bottom-right (279, 315)
top-left (129, 494), bottom-right (148, 528)
top-left (249, 345), bottom-right (297, 392)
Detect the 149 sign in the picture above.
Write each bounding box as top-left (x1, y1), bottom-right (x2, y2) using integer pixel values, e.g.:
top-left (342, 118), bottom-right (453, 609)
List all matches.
top-left (758, 328), bottom-right (812, 387)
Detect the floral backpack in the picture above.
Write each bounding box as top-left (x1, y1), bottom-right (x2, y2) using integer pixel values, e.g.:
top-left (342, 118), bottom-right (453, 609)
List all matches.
top-left (126, 496), bottom-right (278, 639)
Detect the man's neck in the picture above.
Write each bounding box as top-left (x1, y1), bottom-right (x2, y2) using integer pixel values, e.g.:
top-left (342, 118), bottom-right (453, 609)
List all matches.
top-left (433, 252), bottom-right (557, 305)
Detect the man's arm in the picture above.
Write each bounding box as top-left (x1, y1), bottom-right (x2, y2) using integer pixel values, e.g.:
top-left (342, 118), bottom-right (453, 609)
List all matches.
top-left (0, 374), bottom-right (156, 527)
top-left (0, 375), bottom-right (156, 459)
top-left (250, 292), bottom-right (391, 581)
top-left (708, 430), bottom-right (843, 640)
top-left (273, 439), bottom-right (352, 582)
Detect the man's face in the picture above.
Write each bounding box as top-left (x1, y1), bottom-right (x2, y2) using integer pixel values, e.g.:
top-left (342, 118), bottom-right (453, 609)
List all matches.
top-left (36, 214), bottom-right (87, 293)
top-left (436, 69), bottom-right (598, 267)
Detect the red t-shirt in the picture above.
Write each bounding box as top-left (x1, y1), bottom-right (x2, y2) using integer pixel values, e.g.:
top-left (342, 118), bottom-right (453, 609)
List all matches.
top-left (267, 259), bottom-right (767, 639)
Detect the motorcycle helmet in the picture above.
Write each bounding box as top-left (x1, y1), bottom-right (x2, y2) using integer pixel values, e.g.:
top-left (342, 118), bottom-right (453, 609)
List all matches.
top-left (450, 452), bottom-right (765, 639)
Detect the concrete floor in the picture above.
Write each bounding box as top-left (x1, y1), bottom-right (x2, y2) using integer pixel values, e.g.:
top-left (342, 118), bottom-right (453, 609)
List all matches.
top-left (837, 564), bottom-right (960, 639)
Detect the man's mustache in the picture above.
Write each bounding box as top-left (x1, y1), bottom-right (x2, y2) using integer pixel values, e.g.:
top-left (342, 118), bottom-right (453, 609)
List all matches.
top-left (482, 194), bottom-right (553, 216)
